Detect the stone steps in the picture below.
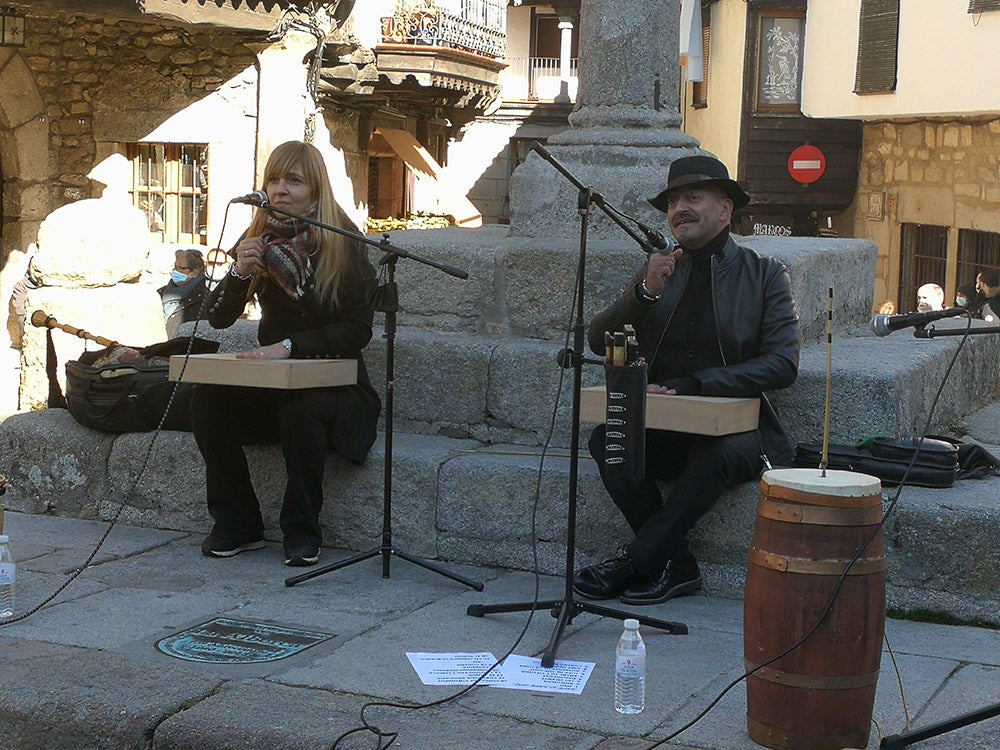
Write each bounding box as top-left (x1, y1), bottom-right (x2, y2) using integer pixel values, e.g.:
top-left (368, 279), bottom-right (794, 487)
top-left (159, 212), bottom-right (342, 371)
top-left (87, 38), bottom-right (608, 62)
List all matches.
top-left (5, 406), bottom-right (1000, 623)
top-left (366, 318), bottom-right (1000, 448)
top-left (5, 229), bottom-right (1000, 623)
top-left (177, 314), bottom-right (1000, 451)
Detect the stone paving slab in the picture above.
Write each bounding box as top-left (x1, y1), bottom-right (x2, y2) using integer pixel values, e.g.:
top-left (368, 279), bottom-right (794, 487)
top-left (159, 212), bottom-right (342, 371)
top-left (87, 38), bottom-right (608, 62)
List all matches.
top-left (4, 497), bottom-right (1000, 749)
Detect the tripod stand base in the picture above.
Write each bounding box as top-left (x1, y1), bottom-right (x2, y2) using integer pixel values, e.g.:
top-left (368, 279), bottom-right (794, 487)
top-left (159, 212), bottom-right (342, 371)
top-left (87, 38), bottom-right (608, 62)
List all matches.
top-left (880, 700), bottom-right (1000, 749)
top-left (467, 595), bottom-right (687, 668)
top-left (285, 545), bottom-right (485, 590)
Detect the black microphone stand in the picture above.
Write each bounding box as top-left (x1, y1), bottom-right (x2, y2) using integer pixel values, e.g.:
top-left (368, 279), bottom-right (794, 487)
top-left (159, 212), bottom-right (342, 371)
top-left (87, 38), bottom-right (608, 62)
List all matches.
top-left (880, 703), bottom-right (1000, 749)
top-left (466, 143), bottom-right (686, 668)
top-left (248, 199), bottom-right (482, 591)
top-left (877, 319), bottom-right (1000, 748)
top-left (912, 322), bottom-right (1000, 338)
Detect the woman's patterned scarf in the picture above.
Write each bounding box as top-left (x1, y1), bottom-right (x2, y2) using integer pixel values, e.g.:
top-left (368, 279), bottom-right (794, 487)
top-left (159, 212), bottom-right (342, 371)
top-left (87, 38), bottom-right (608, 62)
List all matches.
top-left (260, 205), bottom-right (318, 300)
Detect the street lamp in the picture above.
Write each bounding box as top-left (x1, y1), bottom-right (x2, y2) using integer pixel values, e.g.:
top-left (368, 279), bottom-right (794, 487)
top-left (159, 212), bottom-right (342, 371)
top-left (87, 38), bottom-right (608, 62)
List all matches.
top-left (0, 7), bottom-right (24, 48)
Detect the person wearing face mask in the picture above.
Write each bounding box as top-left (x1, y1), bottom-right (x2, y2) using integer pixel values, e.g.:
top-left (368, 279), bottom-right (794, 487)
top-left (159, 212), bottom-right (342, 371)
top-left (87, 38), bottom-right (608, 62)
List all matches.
top-left (955, 283), bottom-right (981, 313)
top-left (159, 248), bottom-right (207, 337)
top-left (574, 154), bottom-right (800, 605)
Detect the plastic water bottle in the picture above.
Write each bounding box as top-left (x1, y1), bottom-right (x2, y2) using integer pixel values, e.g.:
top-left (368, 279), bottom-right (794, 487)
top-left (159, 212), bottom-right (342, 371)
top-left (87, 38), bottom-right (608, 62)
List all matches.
top-left (615, 618), bottom-right (645, 714)
top-left (0, 535), bottom-right (14, 619)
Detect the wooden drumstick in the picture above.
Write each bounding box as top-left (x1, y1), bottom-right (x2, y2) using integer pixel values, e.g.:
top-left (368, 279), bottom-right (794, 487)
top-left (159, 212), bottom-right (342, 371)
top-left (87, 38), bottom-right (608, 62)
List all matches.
top-left (821, 288), bottom-right (833, 476)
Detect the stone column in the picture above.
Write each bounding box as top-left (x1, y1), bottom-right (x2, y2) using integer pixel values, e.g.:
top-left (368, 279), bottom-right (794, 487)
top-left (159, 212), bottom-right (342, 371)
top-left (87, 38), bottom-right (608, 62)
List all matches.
top-left (510, 0), bottom-right (700, 239)
top-left (247, 29), bottom-right (319, 182)
top-left (554, 16), bottom-right (574, 104)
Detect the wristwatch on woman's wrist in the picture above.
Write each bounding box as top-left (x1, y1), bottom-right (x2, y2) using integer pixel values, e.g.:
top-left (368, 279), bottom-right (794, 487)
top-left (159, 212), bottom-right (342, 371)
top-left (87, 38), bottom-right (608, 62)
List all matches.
top-left (280, 338), bottom-right (292, 354)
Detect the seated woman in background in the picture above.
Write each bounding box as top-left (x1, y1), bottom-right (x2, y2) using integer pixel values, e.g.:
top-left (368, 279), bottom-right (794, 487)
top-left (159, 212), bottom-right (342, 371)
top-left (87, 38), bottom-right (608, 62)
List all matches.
top-left (159, 248), bottom-right (207, 337)
top-left (191, 140), bottom-right (381, 568)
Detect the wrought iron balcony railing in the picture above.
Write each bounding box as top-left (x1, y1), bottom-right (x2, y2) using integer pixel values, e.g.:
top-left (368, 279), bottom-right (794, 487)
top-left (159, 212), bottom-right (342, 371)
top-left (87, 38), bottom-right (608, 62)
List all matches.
top-left (380, 0), bottom-right (506, 60)
top-left (501, 57), bottom-right (579, 102)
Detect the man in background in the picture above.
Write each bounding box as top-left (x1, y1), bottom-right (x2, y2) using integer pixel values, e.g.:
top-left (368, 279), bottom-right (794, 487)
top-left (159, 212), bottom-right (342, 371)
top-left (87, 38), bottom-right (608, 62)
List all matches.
top-left (205, 248), bottom-right (231, 291)
top-left (976, 271), bottom-right (1000, 323)
top-left (916, 283), bottom-right (945, 312)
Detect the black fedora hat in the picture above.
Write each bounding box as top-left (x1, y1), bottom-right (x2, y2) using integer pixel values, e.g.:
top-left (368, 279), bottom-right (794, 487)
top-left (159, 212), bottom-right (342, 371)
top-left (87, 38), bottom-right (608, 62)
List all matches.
top-left (648, 155), bottom-right (751, 213)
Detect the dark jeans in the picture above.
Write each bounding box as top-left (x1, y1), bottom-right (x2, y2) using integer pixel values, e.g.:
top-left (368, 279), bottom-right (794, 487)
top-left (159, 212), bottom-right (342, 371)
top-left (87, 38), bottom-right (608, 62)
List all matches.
top-left (588, 425), bottom-right (763, 577)
top-left (191, 384), bottom-right (349, 550)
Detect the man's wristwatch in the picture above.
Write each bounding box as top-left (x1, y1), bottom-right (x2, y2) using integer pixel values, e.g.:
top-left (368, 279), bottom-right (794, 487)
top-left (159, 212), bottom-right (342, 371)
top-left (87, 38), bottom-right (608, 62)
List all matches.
top-left (280, 338), bottom-right (292, 354)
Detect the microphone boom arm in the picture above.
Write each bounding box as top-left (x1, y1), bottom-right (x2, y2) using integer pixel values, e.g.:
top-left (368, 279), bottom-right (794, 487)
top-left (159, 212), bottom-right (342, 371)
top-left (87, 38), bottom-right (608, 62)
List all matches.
top-left (250, 198), bottom-right (468, 281)
top-left (529, 142), bottom-right (668, 254)
top-left (914, 323), bottom-right (1000, 338)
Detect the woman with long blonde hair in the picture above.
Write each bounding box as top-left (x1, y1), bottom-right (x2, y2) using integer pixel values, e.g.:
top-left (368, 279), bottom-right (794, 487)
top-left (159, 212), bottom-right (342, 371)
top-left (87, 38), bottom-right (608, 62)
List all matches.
top-left (191, 141), bottom-right (380, 567)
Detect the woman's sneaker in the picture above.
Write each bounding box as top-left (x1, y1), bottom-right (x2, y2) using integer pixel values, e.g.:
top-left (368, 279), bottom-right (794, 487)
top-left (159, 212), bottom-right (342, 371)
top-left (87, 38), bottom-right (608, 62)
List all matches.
top-left (201, 535), bottom-right (266, 558)
top-left (284, 546), bottom-right (320, 567)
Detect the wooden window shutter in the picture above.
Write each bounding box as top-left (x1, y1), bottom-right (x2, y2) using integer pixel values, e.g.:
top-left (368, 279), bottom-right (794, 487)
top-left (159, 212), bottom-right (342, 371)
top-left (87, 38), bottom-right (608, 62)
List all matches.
top-left (854, 0), bottom-right (899, 95)
top-left (692, 3), bottom-right (711, 107)
top-left (969, 0), bottom-right (1000, 12)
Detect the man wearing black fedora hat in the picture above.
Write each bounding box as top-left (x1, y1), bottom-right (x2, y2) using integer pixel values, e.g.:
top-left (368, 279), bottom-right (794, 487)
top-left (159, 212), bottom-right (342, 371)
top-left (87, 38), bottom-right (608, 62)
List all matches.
top-left (575, 154), bottom-right (800, 605)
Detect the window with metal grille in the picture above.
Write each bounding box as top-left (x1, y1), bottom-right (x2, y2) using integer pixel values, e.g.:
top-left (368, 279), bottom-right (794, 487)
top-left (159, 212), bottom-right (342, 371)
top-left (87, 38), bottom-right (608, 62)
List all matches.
top-left (692, 3), bottom-right (711, 108)
top-left (127, 143), bottom-right (208, 245)
top-left (898, 224), bottom-right (948, 313)
top-left (854, 0), bottom-right (899, 95)
top-left (969, 0), bottom-right (1000, 13)
top-left (957, 228), bottom-right (1000, 290)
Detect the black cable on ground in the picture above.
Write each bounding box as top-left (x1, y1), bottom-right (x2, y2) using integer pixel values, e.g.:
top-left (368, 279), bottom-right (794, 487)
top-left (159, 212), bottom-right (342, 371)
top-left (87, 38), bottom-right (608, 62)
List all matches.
top-left (329, 233), bottom-right (585, 749)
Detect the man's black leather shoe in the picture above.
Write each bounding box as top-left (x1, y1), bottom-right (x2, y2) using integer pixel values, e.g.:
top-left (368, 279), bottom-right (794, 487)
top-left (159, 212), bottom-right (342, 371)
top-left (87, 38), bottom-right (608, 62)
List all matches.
top-left (619, 558), bottom-right (702, 605)
top-left (573, 554), bottom-right (640, 600)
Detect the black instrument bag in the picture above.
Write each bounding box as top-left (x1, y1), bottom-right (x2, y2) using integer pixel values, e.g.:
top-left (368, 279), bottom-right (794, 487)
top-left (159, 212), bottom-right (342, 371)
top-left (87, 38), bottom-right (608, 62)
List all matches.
top-left (64, 337), bottom-right (219, 433)
top-left (794, 436), bottom-right (960, 489)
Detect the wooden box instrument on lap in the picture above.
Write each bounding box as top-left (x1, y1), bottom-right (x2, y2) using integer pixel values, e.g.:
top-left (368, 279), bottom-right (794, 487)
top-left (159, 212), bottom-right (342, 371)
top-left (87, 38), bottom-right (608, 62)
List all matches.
top-left (168, 354), bottom-right (357, 389)
top-left (579, 387), bottom-right (759, 436)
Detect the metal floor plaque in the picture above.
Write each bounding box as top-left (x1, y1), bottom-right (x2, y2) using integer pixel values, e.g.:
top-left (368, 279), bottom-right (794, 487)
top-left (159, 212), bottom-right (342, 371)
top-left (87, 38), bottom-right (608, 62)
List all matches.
top-left (155, 617), bottom-right (335, 664)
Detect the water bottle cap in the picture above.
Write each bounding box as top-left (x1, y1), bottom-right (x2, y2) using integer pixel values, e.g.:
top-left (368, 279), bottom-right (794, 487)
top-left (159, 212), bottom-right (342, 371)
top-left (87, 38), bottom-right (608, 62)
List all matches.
top-left (624, 618), bottom-right (639, 630)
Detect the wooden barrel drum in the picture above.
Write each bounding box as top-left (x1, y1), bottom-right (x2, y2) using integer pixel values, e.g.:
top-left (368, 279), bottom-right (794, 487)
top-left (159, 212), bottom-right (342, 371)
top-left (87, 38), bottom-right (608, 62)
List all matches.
top-left (744, 468), bottom-right (885, 750)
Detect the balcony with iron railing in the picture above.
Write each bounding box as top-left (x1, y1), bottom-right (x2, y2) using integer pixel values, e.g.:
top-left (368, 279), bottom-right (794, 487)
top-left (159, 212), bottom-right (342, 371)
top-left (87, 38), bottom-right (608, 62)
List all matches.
top-left (380, 0), bottom-right (507, 59)
top-left (371, 0), bottom-right (509, 118)
top-left (500, 57), bottom-right (579, 102)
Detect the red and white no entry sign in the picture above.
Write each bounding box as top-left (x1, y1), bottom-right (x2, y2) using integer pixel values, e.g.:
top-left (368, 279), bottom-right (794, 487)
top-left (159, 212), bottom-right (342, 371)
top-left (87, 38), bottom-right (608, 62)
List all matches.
top-left (788, 144), bottom-right (826, 185)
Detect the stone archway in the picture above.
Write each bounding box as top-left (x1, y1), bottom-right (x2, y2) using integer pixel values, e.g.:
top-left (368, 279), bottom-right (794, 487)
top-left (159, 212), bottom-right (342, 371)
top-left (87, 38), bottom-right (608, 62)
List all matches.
top-left (0, 48), bottom-right (50, 266)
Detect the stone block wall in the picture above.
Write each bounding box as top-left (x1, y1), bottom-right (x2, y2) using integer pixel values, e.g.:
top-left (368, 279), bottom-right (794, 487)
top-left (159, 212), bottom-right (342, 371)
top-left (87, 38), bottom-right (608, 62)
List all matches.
top-left (852, 118), bottom-right (1000, 307)
top-left (0, 9), bottom-right (257, 262)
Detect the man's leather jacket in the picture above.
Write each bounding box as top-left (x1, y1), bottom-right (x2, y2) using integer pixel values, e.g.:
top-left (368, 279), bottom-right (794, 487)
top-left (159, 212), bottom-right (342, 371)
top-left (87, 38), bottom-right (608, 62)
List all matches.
top-left (588, 235), bottom-right (800, 465)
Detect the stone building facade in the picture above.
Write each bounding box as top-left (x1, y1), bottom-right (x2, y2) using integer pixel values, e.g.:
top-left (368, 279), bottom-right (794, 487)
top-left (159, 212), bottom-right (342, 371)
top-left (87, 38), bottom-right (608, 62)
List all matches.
top-left (0, 1), bottom-right (513, 410)
top-left (1, 1), bottom-right (509, 270)
top-left (853, 118), bottom-right (1000, 310)
top-left (0, 12), bottom-right (257, 259)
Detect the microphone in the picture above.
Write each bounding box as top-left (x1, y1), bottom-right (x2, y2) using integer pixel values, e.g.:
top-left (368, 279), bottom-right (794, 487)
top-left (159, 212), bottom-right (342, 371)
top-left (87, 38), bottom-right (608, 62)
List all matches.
top-left (870, 307), bottom-right (967, 337)
top-left (636, 222), bottom-right (674, 252)
top-left (230, 190), bottom-right (268, 207)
